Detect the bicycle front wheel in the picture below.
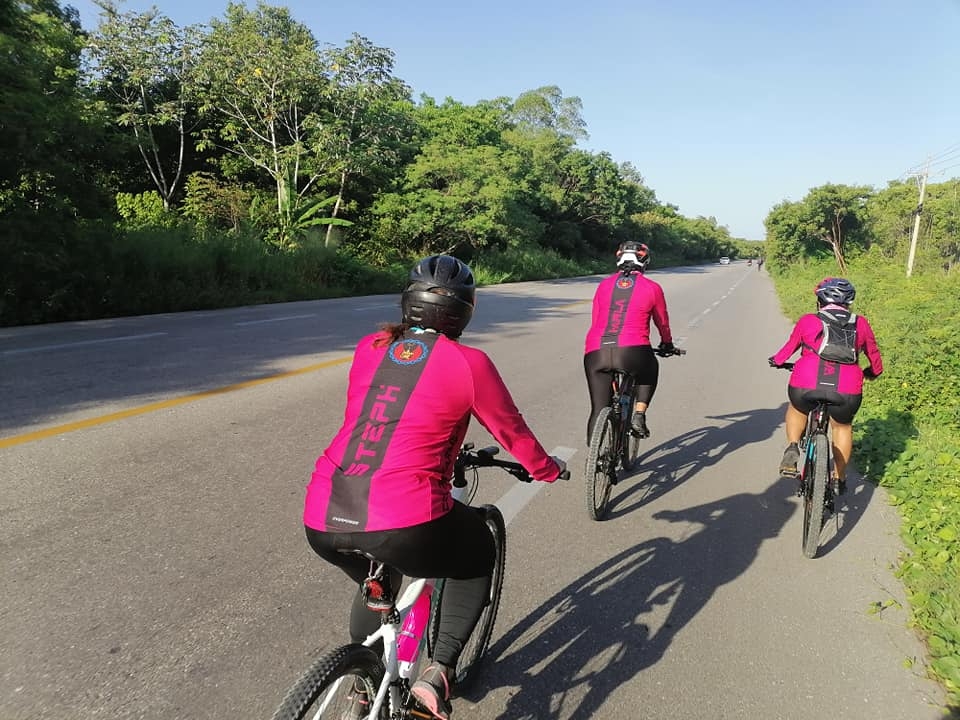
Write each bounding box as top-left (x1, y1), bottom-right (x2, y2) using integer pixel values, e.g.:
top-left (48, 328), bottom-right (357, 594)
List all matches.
top-left (436, 504), bottom-right (506, 689)
top-left (802, 433), bottom-right (829, 559)
top-left (586, 406), bottom-right (616, 520)
top-left (270, 644), bottom-right (385, 720)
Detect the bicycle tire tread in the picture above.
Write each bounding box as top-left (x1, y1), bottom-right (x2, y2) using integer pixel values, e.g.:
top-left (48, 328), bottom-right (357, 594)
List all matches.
top-left (449, 504), bottom-right (506, 689)
top-left (585, 406), bottom-right (615, 520)
top-left (271, 644), bottom-right (384, 720)
top-left (802, 434), bottom-right (829, 559)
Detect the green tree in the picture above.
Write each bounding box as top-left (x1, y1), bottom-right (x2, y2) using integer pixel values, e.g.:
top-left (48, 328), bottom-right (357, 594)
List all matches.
top-left (505, 85), bottom-right (588, 141)
top-left (368, 99), bottom-right (540, 258)
top-left (867, 180), bottom-right (916, 259)
top-left (193, 1), bottom-right (333, 247)
top-left (804, 183), bottom-right (872, 272)
top-left (1, 0), bottom-right (90, 202)
top-left (551, 149), bottom-right (632, 253)
top-left (764, 184), bottom-right (872, 273)
top-left (764, 199), bottom-right (811, 271)
top-left (1, 0), bottom-right (114, 324)
top-left (85, 1), bottom-right (202, 209)
top-left (318, 33), bottom-right (412, 246)
top-left (922, 179), bottom-right (960, 271)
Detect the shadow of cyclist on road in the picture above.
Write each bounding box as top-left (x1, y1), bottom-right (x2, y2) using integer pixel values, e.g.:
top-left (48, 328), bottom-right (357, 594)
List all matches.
top-left (464, 477), bottom-right (796, 719)
top-left (817, 408), bottom-right (916, 556)
top-left (606, 404), bottom-right (789, 518)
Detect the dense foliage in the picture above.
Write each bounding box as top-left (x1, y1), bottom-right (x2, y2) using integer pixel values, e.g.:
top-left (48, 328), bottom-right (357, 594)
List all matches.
top-left (1, 0), bottom-right (746, 326)
top-left (768, 203), bottom-right (960, 706)
top-left (764, 179), bottom-right (960, 276)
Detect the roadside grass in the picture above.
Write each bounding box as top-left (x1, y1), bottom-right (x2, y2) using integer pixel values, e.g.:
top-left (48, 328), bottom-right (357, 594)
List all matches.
top-left (1, 225), bottom-right (615, 326)
top-left (771, 254), bottom-right (960, 708)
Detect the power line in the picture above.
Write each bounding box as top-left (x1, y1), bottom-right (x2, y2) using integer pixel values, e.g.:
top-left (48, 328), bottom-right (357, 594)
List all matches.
top-left (927, 151), bottom-right (960, 169)
top-left (930, 163), bottom-right (960, 181)
top-left (903, 142), bottom-right (960, 177)
top-left (929, 141), bottom-right (960, 160)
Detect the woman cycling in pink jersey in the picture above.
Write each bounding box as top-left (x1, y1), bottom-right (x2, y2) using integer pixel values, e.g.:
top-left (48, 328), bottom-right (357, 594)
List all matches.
top-left (769, 277), bottom-right (883, 492)
top-left (303, 254), bottom-right (565, 720)
top-left (583, 241), bottom-right (674, 444)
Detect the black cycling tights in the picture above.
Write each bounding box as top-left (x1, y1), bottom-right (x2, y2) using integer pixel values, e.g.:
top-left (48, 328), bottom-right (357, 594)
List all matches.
top-left (584, 345), bottom-right (659, 445)
top-left (305, 501), bottom-right (495, 668)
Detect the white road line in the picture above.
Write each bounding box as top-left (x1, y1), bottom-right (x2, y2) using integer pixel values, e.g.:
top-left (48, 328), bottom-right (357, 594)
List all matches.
top-left (234, 314), bottom-right (316, 326)
top-left (494, 445), bottom-right (578, 527)
top-left (1, 332), bottom-right (167, 356)
top-left (688, 268), bottom-right (752, 328)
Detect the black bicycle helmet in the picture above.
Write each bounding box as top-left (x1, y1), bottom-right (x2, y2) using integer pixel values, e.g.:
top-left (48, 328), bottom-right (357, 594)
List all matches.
top-left (401, 255), bottom-right (476, 339)
top-left (616, 241), bottom-right (650, 271)
top-left (814, 277), bottom-right (856, 306)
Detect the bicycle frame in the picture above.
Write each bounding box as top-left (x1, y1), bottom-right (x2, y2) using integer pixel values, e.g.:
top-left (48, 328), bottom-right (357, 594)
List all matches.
top-left (609, 370), bottom-right (634, 450)
top-left (606, 347), bottom-right (684, 452)
top-left (318, 480), bottom-right (473, 720)
top-left (364, 576), bottom-right (434, 718)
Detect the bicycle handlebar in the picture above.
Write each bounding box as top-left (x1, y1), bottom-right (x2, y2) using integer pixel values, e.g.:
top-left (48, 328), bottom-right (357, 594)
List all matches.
top-left (655, 347), bottom-right (687, 358)
top-left (454, 443), bottom-right (570, 484)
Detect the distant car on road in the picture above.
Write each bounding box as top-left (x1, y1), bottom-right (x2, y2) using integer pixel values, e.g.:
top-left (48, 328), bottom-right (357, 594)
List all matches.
top-left (719, 256), bottom-right (731, 265)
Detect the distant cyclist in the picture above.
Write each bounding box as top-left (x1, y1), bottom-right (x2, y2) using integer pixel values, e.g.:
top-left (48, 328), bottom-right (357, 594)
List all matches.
top-left (303, 255), bottom-right (565, 719)
top-left (583, 241), bottom-right (675, 444)
top-left (768, 277), bottom-right (883, 493)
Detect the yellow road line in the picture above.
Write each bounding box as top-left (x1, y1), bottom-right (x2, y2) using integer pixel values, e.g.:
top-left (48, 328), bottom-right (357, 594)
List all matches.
top-left (0, 355), bottom-right (352, 449)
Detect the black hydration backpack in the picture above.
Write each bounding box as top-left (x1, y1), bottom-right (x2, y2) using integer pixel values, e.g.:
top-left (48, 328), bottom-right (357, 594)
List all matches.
top-left (807, 308), bottom-right (858, 364)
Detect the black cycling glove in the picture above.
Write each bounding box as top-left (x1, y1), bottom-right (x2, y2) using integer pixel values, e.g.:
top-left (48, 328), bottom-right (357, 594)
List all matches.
top-left (658, 341), bottom-right (675, 355)
top-left (863, 367), bottom-right (879, 379)
top-left (768, 356), bottom-right (779, 368)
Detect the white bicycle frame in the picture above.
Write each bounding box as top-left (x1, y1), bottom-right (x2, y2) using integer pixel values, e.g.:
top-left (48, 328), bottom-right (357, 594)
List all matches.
top-left (313, 482), bottom-right (474, 719)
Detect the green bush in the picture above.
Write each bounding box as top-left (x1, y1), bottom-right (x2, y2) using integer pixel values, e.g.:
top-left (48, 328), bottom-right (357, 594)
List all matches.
top-left (116, 191), bottom-right (179, 229)
top-left (471, 246), bottom-right (603, 285)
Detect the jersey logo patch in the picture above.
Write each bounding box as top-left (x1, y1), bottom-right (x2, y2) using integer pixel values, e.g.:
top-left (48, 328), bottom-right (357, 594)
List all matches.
top-left (616, 275), bottom-right (635, 290)
top-left (388, 338), bottom-right (429, 366)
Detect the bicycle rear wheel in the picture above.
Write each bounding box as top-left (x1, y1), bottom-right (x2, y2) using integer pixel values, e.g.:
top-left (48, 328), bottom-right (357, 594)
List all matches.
top-left (271, 643), bottom-right (385, 720)
top-left (585, 406), bottom-right (616, 520)
top-left (802, 434), bottom-right (829, 559)
top-left (431, 504), bottom-right (506, 690)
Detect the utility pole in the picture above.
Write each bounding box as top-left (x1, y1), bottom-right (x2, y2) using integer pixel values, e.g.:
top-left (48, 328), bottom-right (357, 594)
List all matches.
top-left (906, 163), bottom-right (929, 278)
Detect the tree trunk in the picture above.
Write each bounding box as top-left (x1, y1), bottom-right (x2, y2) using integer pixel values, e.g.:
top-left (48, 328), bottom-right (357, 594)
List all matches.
top-left (325, 169), bottom-right (348, 247)
top-left (830, 211), bottom-right (847, 273)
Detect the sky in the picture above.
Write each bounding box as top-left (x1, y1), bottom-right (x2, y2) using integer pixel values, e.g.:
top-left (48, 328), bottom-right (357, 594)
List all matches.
top-left (66, 0), bottom-right (960, 240)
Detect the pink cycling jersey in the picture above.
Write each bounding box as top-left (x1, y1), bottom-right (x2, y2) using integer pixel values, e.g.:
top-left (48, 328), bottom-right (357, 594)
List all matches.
top-left (304, 330), bottom-right (559, 533)
top-left (584, 271), bottom-right (673, 353)
top-left (771, 306), bottom-right (883, 394)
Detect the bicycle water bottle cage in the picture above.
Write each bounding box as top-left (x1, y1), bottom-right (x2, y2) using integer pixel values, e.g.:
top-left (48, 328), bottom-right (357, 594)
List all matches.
top-left (361, 563), bottom-right (395, 613)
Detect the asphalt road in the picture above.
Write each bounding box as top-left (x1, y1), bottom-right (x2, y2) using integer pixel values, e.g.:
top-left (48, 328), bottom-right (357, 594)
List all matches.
top-left (0, 262), bottom-right (946, 719)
